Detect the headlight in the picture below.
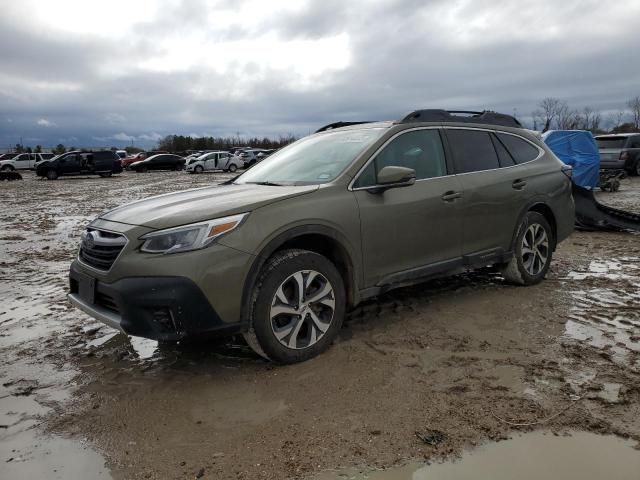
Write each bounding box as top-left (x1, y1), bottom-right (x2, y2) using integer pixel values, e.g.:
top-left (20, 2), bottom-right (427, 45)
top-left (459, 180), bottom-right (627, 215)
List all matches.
top-left (139, 213), bottom-right (248, 254)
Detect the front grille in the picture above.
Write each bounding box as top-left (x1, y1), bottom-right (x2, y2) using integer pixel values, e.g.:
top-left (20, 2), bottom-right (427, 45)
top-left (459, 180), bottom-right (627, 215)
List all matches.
top-left (79, 228), bottom-right (127, 271)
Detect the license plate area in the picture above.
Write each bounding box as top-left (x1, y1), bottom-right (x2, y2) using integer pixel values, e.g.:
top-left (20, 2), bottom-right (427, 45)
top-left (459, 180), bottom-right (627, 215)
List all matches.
top-left (73, 270), bottom-right (96, 305)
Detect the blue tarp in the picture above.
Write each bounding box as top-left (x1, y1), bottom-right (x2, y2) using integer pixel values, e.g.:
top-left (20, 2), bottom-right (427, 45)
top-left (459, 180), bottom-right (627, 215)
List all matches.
top-left (542, 130), bottom-right (600, 189)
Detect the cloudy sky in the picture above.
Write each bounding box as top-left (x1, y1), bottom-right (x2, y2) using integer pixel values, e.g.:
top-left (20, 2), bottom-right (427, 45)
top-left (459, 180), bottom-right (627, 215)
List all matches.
top-left (1, 0), bottom-right (639, 149)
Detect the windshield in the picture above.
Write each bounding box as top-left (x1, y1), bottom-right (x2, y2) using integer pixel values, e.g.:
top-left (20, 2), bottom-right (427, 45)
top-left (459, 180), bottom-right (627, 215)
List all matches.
top-left (235, 128), bottom-right (385, 185)
top-left (596, 137), bottom-right (627, 149)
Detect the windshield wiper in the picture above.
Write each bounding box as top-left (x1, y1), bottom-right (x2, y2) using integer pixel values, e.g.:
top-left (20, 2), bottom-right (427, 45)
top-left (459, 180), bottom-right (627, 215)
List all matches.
top-left (246, 181), bottom-right (285, 186)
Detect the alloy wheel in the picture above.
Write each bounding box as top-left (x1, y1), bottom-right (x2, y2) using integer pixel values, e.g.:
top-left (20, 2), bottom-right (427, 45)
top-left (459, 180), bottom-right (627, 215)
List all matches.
top-left (522, 223), bottom-right (549, 276)
top-left (269, 269), bottom-right (335, 350)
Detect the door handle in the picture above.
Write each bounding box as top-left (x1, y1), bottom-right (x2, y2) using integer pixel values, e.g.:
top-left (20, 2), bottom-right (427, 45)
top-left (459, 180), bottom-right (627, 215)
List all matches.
top-left (512, 179), bottom-right (527, 190)
top-left (441, 191), bottom-right (462, 202)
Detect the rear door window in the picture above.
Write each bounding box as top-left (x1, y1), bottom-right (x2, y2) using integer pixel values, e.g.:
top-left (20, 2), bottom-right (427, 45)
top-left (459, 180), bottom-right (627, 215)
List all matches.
top-left (495, 133), bottom-right (540, 164)
top-left (490, 133), bottom-right (516, 167)
top-left (446, 129), bottom-right (500, 173)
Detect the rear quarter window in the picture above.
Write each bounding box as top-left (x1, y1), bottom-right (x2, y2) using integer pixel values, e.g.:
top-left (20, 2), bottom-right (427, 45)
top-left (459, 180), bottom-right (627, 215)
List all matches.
top-left (495, 133), bottom-right (540, 164)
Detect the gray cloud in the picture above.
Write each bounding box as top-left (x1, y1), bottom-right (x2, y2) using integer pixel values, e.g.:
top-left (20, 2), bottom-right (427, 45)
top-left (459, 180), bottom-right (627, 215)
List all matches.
top-left (1, 0), bottom-right (639, 150)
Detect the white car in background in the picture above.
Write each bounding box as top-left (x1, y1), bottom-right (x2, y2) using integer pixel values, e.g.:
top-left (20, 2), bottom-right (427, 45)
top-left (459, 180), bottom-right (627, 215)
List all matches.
top-left (185, 151), bottom-right (243, 173)
top-left (235, 148), bottom-right (273, 167)
top-left (0, 152), bottom-right (54, 171)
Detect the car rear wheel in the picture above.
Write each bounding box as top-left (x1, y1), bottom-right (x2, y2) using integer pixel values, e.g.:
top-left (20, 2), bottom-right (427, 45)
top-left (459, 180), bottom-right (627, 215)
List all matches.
top-left (243, 249), bottom-right (345, 363)
top-left (630, 160), bottom-right (640, 177)
top-left (194, 165), bottom-right (203, 173)
top-left (46, 169), bottom-right (58, 180)
top-left (501, 212), bottom-right (553, 286)
top-left (228, 164), bottom-right (237, 173)
top-left (99, 172), bottom-right (112, 178)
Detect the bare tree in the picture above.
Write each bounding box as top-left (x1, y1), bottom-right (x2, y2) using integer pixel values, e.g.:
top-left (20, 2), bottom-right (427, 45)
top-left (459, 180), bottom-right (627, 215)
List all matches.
top-left (555, 101), bottom-right (580, 129)
top-left (627, 96), bottom-right (640, 130)
top-left (578, 106), bottom-right (602, 132)
top-left (538, 97), bottom-right (562, 132)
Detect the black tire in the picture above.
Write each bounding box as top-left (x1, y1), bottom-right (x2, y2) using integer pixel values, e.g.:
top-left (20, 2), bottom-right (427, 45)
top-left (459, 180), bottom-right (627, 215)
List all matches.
top-left (243, 249), bottom-right (346, 364)
top-left (46, 169), bottom-right (58, 180)
top-left (194, 165), bottom-right (203, 174)
top-left (228, 163), bottom-right (237, 173)
top-left (1, 165), bottom-right (14, 171)
top-left (501, 212), bottom-right (554, 286)
top-left (138, 166), bottom-right (148, 173)
top-left (630, 160), bottom-right (640, 177)
top-left (99, 172), bottom-right (112, 178)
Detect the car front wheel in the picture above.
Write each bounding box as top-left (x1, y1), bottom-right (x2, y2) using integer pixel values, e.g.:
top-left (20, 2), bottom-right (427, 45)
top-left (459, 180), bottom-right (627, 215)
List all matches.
top-left (1, 165), bottom-right (13, 171)
top-left (46, 169), bottom-right (58, 180)
top-left (501, 211), bottom-right (554, 285)
top-left (243, 249), bottom-right (345, 363)
top-left (228, 164), bottom-right (237, 173)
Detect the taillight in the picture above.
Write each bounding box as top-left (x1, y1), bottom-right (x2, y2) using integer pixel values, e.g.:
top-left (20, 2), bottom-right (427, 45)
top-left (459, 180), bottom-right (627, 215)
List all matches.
top-left (561, 165), bottom-right (573, 179)
top-left (620, 151), bottom-right (629, 161)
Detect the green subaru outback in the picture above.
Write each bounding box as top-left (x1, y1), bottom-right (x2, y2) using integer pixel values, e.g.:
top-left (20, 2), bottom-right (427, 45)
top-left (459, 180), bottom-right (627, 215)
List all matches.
top-left (68, 110), bottom-right (574, 363)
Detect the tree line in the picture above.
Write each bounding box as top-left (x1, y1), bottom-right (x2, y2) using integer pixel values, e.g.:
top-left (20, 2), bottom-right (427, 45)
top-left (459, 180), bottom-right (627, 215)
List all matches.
top-left (532, 95), bottom-right (640, 133)
top-left (156, 134), bottom-right (298, 153)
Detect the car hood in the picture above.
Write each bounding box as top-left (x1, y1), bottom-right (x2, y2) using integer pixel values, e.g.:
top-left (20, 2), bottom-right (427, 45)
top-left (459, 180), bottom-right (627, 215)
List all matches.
top-left (99, 183), bottom-right (319, 229)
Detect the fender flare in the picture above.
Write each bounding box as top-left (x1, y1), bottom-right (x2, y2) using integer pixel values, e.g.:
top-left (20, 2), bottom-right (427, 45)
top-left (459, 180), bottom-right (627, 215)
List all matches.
top-left (509, 198), bottom-right (558, 252)
top-left (239, 224), bottom-right (361, 326)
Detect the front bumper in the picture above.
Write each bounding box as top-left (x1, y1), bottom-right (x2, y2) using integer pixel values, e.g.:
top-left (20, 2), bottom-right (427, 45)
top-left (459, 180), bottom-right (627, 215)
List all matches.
top-left (69, 262), bottom-right (244, 341)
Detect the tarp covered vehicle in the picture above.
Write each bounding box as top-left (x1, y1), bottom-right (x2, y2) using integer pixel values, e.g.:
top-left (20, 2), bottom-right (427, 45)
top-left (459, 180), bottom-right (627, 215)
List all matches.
top-left (542, 130), bottom-right (640, 231)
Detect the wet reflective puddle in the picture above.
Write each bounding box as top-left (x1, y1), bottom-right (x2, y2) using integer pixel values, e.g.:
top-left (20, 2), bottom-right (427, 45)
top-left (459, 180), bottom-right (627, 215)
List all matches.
top-left (318, 431), bottom-right (640, 480)
top-left (564, 257), bottom-right (640, 362)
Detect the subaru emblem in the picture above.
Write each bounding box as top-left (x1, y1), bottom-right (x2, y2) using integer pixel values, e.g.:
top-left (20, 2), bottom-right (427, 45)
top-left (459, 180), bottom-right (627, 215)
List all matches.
top-left (83, 231), bottom-right (96, 249)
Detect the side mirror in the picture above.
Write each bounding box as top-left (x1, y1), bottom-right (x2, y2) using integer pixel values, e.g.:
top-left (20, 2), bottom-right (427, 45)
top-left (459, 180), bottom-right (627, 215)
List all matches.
top-left (368, 166), bottom-right (416, 193)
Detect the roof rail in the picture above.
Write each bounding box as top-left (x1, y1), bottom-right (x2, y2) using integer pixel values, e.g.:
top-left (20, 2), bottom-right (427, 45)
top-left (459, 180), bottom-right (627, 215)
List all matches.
top-left (400, 109), bottom-right (522, 128)
top-left (315, 121), bottom-right (376, 133)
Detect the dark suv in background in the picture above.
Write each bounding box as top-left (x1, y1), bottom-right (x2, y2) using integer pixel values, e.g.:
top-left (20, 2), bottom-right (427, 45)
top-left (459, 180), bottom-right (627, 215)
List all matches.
top-left (595, 133), bottom-right (640, 176)
top-left (68, 110), bottom-right (574, 363)
top-left (129, 154), bottom-right (185, 172)
top-left (36, 151), bottom-right (123, 180)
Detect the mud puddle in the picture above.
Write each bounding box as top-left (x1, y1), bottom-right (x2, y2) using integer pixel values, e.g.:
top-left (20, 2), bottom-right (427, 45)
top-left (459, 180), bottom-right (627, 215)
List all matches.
top-left (317, 431), bottom-right (640, 480)
top-left (1, 429), bottom-right (111, 479)
top-left (1, 367), bottom-right (111, 479)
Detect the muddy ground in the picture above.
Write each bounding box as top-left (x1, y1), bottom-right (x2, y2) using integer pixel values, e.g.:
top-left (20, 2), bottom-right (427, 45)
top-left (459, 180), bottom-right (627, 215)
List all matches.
top-left (1, 171), bottom-right (639, 479)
